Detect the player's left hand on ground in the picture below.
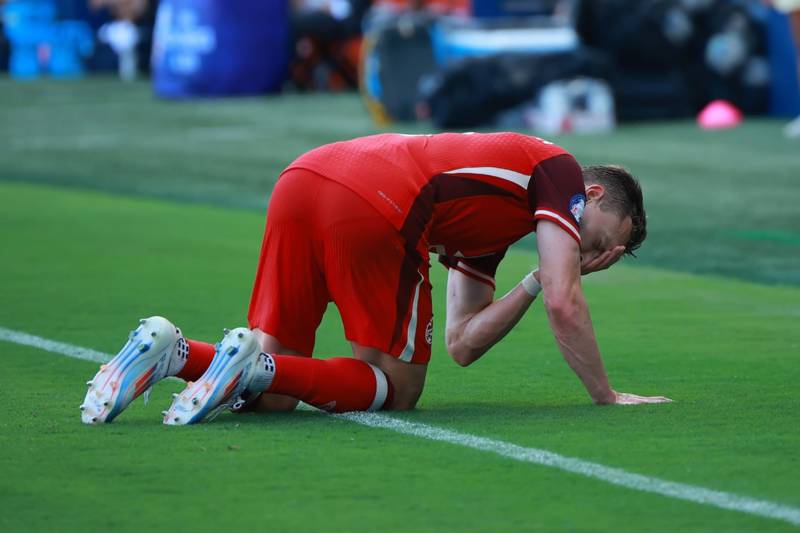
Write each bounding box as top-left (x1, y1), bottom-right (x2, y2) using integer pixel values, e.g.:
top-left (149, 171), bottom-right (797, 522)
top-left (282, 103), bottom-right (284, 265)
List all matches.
top-left (612, 391), bottom-right (673, 405)
top-left (581, 245), bottom-right (625, 275)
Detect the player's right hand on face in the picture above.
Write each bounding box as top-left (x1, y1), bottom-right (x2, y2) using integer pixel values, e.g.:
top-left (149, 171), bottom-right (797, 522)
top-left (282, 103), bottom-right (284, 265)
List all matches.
top-left (581, 245), bottom-right (625, 275)
top-left (610, 391), bottom-right (673, 405)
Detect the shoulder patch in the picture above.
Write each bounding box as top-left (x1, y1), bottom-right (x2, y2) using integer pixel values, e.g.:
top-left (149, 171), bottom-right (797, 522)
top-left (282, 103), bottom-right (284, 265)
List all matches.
top-left (569, 194), bottom-right (586, 225)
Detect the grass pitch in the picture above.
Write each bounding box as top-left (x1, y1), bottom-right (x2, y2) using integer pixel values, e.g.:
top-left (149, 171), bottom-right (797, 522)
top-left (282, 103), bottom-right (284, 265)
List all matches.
top-left (0, 79), bottom-right (799, 532)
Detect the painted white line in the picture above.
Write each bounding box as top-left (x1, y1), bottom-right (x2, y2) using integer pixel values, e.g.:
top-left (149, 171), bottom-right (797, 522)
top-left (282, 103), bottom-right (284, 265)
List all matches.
top-left (1, 326), bottom-right (799, 527)
top-left (339, 412), bottom-right (800, 527)
top-left (0, 326), bottom-right (110, 364)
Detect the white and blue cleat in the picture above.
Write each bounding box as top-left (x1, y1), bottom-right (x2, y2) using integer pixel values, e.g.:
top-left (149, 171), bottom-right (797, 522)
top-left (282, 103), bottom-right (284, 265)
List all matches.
top-left (162, 327), bottom-right (274, 425)
top-left (81, 316), bottom-right (188, 425)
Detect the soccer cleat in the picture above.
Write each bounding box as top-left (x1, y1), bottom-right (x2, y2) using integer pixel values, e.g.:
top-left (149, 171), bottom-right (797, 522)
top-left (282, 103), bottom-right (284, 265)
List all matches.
top-left (81, 316), bottom-right (189, 425)
top-left (163, 327), bottom-right (274, 425)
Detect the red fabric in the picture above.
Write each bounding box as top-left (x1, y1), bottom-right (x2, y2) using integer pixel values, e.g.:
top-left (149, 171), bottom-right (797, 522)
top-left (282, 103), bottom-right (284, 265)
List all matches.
top-left (266, 356), bottom-right (391, 412)
top-left (248, 170), bottom-right (433, 364)
top-left (176, 339), bottom-right (216, 381)
top-left (285, 133), bottom-right (585, 286)
top-left (530, 154), bottom-right (585, 245)
top-left (285, 132), bottom-right (577, 232)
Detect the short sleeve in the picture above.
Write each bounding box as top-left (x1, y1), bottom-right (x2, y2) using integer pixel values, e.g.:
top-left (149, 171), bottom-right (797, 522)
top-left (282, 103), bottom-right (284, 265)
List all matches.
top-left (529, 153), bottom-right (585, 245)
top-left (437, 249), bottom-right (507, 290)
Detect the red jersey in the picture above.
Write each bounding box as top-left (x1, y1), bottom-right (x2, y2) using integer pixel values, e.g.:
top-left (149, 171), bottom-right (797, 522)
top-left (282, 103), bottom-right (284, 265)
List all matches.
top-left (284, 132), bottom-right (586, 288)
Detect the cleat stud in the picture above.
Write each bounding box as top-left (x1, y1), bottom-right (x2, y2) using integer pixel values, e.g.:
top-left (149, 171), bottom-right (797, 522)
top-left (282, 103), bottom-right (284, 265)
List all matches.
top-left (86, 380), bottom-right (93, 386)
top-left (139, 319), bottom-right (146, 325)
top-left (161, 410), bottom-right (168, 416)
top-left (192, 398), bottom-right (199, 405)
top-left (172, 393), bottom-right (179, 399)
top-left (223, 328), bottom-right (230, 335)
top-left (91, 417), bottom-right (97, 423)
top-left (151, 332), bottom-right (157, 338)
top-left (79, 405), bottom-right (86, 411)
top-left (237, 332), bottom-right (244, 339)
top-left (174, 417), bottom-right (180, 423)
top-left (103, 401), bottom-right (109, 407)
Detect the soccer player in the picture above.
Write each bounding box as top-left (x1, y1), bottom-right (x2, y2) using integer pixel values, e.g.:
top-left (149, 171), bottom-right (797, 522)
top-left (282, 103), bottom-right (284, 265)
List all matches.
top-left (80, 132), bottom-right (670, 425)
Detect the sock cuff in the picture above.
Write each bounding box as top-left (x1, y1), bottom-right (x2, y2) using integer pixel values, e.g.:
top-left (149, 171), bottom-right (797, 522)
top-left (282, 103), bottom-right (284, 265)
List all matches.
top-left (365, 363), bottom-right (390, 412)
top-left (168, 335), bottom-right (190, 376)
top-left (250, 352), bottom-right (276, 393)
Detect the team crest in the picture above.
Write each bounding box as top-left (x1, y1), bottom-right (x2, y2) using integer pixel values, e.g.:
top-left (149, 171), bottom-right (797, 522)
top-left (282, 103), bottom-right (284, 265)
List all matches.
top-left (569, 194), bottom-right (586, 225)
top-left (425, 318), bottom-right (433, 345)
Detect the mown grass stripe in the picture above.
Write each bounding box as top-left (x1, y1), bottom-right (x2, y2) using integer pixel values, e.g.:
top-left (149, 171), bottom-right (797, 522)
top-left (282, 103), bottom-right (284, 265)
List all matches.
top-left (2, 325), bottom-right (799, 527)
top-left (339, 412), bottom-right (800, 527)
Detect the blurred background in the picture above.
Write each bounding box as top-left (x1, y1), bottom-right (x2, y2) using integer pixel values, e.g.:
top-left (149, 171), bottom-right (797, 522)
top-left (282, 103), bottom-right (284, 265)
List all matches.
top-left (1, 0), bottom-right (799, 284)
top-left (2, 0), bottom-right (799, 126)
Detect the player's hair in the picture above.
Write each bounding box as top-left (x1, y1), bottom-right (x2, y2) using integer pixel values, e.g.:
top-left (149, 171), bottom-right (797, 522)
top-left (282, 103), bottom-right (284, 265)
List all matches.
top-left (581, 165), bottom-right (647, 256)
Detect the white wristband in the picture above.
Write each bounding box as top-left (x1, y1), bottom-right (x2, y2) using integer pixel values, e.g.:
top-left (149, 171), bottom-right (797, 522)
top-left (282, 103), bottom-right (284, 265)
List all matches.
top-left (521, 271), bottom-right (541, 298)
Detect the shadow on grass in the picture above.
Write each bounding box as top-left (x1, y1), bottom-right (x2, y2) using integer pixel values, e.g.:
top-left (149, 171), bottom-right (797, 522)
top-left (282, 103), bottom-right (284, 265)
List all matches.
top-left (185, 401), bottom-right (605, 428)
top-left (108, 400), bottom-right (674, 433)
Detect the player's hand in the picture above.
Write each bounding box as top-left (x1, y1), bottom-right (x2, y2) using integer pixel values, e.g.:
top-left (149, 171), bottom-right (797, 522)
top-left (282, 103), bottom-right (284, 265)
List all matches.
top-left (581, 245), bottom-right (625, 275)
top-left (611, 391), bottom-right (673, 405)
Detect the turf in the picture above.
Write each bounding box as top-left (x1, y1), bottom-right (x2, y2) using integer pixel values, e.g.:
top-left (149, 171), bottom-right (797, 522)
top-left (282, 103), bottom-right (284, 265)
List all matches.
top-left (1, 78), bottom-right (799, 284)
top-left (1, 181), bottom-right (799, 532)
top-left (0, 79), bottom-right (799, 531)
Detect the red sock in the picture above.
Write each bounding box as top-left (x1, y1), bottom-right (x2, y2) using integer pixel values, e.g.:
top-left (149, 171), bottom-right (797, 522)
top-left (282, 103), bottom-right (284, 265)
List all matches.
top-left (175, 339), bottom-right (216, 381)
top-left (265, 356), bottom-right (393, 413)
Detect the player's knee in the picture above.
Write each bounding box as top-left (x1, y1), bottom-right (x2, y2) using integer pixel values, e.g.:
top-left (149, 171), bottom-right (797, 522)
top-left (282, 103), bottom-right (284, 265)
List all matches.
top-left (387, 384), bottom-right (423, 411)
top-left (242, 393), bottom-right (299, 413)
top-left (388, 395), bottom-right (419, 411)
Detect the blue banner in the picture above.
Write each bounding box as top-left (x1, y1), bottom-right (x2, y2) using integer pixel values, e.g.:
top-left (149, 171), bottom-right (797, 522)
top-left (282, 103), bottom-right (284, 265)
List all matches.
top-left (152, 0), bottom-right (289, 98)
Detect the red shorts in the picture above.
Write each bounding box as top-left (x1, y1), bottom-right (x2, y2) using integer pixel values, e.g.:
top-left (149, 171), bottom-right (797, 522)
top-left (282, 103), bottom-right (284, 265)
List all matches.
top-left (247, 169), bottom-right (433, 364)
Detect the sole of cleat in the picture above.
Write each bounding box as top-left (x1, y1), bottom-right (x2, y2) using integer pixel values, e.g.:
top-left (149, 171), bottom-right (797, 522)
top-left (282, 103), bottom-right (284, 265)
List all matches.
top-left (163, 327), bottom-right (261, 425)
top-left (81, 316), bottom-right (183, 424)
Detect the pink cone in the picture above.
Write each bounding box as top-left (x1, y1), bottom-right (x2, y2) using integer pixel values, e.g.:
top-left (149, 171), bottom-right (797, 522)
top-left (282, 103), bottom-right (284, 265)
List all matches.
top-left (697, 100), bottom-right (743, 130)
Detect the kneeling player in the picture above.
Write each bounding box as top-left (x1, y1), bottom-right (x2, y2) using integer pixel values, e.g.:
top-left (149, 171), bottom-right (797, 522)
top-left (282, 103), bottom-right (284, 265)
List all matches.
top-left (80, 132), bottom-right (670, 425)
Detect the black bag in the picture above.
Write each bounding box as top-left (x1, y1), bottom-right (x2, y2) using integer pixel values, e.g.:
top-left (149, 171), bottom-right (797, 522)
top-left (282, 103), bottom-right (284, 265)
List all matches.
top-left (575, 0), bottom-right (693, 70)
top-left (420, 49), bottom-right (613, 129)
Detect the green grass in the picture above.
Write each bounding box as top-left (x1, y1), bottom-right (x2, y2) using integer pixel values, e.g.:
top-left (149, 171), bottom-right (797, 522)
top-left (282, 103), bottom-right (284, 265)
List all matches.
top-left (1, 78), bottom-right (798, 284)
top-left (1, 181), bottom-right (799, 532)
top-left (0, 78), bottom-right (799, 531)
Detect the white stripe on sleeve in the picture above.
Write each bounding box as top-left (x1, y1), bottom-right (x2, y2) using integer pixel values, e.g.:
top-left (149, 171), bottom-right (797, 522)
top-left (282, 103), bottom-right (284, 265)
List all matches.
top-left (534, 209), bottom-right (581, 242)
top-left (443, 166), bottom-right (531, 190)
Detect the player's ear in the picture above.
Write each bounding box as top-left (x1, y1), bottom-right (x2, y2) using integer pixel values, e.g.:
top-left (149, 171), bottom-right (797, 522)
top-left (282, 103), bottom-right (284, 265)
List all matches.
top-left (585, 183), bottom-right (605, 202)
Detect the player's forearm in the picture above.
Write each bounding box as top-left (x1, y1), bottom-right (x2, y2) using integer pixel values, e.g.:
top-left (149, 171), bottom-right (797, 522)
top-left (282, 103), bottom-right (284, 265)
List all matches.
top-left (448, 285), bottom-right (537, 366)
top-left (545, 292), bottom-right (615, 404)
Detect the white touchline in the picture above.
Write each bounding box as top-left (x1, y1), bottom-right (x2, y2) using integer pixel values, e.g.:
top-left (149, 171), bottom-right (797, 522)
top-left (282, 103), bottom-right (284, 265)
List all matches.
top-left (338, 413), bottom-right (800, 527)
top-left (0, 327), bottom-right (109, 364)
top-left (2, 326), bottom-right (799, 527)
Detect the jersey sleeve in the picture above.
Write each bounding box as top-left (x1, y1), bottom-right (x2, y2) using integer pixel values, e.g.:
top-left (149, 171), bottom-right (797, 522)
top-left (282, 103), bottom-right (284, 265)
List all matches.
top-left (529, 153), bottom-right (585, 245)
top-left (437, 249), bottom-right (507, 290)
